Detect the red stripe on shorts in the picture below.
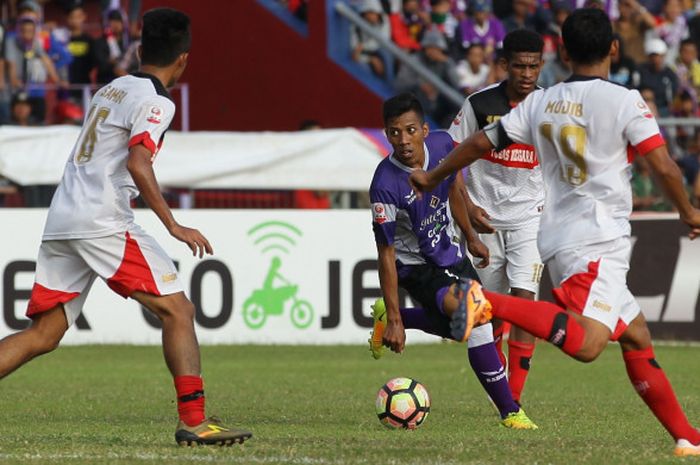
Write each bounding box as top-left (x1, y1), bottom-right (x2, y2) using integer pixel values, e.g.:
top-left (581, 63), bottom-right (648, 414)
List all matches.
top-left (107, 232), bottom-right (160, 298)
top-left (552, 260), bottom-right (629, 341)
top-left (26, 283), bottom-right (80, 318)
top-left (552, 259), bottom-right (600, 315)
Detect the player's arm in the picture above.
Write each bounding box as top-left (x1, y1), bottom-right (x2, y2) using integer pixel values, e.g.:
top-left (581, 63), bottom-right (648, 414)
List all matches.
top-left (410, 129), bottom-right (497, 195)
top-left (376, 242), bottom-right (405, 354)
top-left (448, 174), bottom-right (489, 267)
top-left (127, 144), bottom-right (213, 257)
top-left (645, 146), bottom-right (700, 239)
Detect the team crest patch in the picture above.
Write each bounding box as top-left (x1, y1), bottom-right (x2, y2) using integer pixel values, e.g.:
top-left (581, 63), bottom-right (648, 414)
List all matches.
top-left (430, 196), bottom-right (440, 208)
top-left (147, 106), bottom-right (163, 124)
top-left (372, 203), bottom-right (388, 224)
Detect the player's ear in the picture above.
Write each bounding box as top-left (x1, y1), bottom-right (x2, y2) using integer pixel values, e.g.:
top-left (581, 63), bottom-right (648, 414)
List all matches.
top-left (610, 39), bottom-right (619, 59)
top-left (422, 121), bottom-right (429, 137)
top-left (498, 56), bottom-right (507, 71)
top-left (137, 44), bottom-right (142, 62)
top-left (178, 52), bottom-right (189, 69)
top-left (559, 43), bottom-right (570, 64)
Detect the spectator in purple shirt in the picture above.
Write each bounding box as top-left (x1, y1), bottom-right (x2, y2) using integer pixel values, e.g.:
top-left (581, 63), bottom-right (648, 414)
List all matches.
top-left (458, 0), bottom-right (505, 60)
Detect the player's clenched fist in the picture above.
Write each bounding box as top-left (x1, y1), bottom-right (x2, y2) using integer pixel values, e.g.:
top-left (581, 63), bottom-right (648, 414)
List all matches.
top-left (408, 169), bottom-right (437, 198)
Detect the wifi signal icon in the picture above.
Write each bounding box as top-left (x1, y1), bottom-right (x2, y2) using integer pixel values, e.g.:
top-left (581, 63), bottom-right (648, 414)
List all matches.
top-left (247, 220), bottom-right (303, 255)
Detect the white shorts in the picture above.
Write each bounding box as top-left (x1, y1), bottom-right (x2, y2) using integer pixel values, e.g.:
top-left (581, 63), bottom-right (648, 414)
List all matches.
top-left (27, 225), bottom-right (184, 326)
top-left (475, 221), bottom-right (544, 295)
top-left (547, 236), bottom-right (639, 341)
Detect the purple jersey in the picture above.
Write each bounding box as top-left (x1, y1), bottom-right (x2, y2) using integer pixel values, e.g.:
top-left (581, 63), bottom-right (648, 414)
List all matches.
top-left (459, 17), bottom-right (505, 50)
top-left (369, 131), bottom-right (465, 272)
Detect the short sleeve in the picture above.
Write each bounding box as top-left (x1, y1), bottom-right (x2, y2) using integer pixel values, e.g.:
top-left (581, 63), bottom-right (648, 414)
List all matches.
top-left (127, 96), bottom-right (175, 156)
top-left (499, 90), bottom-right (541, 146)
top-left (447, 98), bottom-right (478, 144)
top-left (369, 188), bottom-right (399, 246)
top-left (619, 90), bottom-right (665, 156)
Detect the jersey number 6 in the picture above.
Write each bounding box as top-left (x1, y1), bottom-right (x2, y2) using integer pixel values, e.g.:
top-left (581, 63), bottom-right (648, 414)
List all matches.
top-left (76, 106), bottom-right (111, 164)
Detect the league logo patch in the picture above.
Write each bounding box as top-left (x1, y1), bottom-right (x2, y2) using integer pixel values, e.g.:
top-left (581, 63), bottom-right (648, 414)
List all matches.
top-left (430, 196), bottom-right (440, 208)
top-left (372, 203), bottom-right (388, 224)
top-left (452, 110), bottom-right (463, 126)
top-left (636, 100), bottom-right (654, 119)
top-left (147, 106), bottom-right (163, 124)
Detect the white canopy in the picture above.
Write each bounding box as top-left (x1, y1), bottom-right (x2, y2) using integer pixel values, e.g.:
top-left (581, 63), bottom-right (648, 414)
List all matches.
top-left (0, 125), bottom-right (387, 190)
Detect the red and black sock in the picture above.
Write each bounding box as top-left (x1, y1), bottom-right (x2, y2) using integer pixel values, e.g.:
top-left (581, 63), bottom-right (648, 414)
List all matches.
top-left (484, 290), bottom-right (585, 357)
top-left (507, 340), bottom-right (535, 404)
top-left (175, 375), bottom-right (206, 427)
top-left (624, 347), bottom-right (700, 443)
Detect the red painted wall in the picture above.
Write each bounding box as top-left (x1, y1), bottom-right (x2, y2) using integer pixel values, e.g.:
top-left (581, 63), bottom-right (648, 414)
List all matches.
top-left (141, 0), bottom-right (383, 131)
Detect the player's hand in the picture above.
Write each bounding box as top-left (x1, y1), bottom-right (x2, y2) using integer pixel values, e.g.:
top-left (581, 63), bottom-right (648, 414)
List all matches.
top-left (681, 208), bottom-right (700, 240)
top-left (383, 318), bottom-right (406, 354)
top-left (468, 204), bottom-right (495, 234)
top-left (467, 235), bottom-right (490, 268)
top-left (408, 169), bottom-right (438, 199)
top-left (169, 224), bottom-right (214, 258)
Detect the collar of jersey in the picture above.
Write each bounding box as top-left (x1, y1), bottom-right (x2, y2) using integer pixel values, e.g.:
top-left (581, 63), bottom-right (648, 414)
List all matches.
top-left (388, 142), bottom-right (430, 173)
top-left (131, 72), bottom-right (173, 101)
top-left (564, 74), bottom-right (603, 83)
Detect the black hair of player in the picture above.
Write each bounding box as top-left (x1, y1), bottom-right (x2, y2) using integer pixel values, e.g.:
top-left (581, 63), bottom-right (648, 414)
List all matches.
top-left (562, 8), bottom-right (613, 65)
top-left (382, 93), bottom-right (425, 127)
top-left (502, 29), bottom-right (544, 61)
top-left (140, 8), bottom-right (191, 67)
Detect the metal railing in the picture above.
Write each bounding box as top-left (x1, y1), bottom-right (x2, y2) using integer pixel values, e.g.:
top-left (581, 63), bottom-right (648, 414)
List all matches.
top-left (7, 82), bottom-right (190, 131)
top-left (334, 1), bottom-right (464, 107)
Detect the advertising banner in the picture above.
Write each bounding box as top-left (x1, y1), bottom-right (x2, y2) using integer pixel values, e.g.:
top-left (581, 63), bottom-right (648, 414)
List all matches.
top-left (0, 211), bottom-right (697, 343)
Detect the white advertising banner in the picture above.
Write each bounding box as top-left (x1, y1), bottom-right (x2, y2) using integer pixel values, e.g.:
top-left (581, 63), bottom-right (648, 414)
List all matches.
top-left (1, 210), bottom-right (698, 344)
top-left (0, 209), bottom-right (435, 345)
top-left (0, 126), bottom-right (386, 190)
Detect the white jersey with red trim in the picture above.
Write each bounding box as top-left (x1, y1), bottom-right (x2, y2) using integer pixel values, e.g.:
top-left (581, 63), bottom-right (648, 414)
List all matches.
top-left (448, 81), bottom-right (544, 230)
top-left (497, 76), bottom-right (664, 261)
top-left (43, 73), bottom-right (175, 240)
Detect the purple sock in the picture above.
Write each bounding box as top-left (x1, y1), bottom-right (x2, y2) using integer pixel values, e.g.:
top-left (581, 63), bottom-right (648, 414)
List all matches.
top-left (400, 307), bottom-right (450, 338)
top-left (467, 326), bottom-right (520, 419)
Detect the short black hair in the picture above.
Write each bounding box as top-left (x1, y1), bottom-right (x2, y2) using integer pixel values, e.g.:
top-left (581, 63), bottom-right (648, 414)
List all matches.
top-left (681, 38), bottom-right (697, 48)
top-left (562, 8), bottom-right (612, 65)
top-left (502, 29), bottom-right (544, 61)
top-left (140, 8), bottom-right (191, 67)
top-left (382, 93), bottom-right (424, 126)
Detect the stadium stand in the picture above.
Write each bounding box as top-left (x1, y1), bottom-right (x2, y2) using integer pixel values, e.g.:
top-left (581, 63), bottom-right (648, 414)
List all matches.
top-left (0, 0), bottom-right (698, 210)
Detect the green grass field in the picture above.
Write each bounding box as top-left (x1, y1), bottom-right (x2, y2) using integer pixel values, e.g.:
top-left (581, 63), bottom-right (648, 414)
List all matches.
top-left (0, 342), bottom-right (698, 465)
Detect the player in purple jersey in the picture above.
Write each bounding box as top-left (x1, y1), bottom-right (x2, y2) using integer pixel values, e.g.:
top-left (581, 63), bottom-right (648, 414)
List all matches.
top-left (367, 93), bottom-right (537, 429)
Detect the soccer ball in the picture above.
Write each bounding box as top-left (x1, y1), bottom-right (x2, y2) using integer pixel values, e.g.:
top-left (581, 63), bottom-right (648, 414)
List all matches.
top-left (375, 377), bottom-right (430, 429)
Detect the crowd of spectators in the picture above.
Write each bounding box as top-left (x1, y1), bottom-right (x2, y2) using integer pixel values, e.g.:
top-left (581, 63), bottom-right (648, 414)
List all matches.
top-left (349, 0), bottom-right (700, 210)
top-left (0, 0), bottom-right (141, 127)
top-left (0, 0), bottom-right (141, 207)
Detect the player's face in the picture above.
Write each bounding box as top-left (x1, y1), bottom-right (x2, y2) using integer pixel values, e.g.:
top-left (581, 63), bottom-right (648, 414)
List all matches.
top-left (506, 52), bottom-right (543, 99)
top-left (385, 111), bottom-right (428, 168)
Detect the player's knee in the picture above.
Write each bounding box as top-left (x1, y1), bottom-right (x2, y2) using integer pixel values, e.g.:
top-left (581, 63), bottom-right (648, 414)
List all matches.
top-left (575, 333), bottom-right (608, 363)
top-left (618, 316), bottom-right (652, 351)
top-left (28, 326), bottom-right (63, 355)
top-left (179, 299), bottom-right (196, 321)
